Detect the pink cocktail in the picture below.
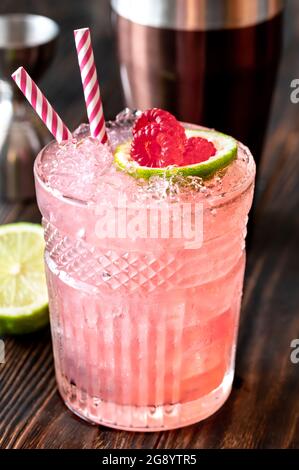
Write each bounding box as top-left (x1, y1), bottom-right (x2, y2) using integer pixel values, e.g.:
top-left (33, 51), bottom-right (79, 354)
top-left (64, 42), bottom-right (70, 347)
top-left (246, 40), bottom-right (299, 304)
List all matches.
top-left (34, 111), bottom-right (255, 431)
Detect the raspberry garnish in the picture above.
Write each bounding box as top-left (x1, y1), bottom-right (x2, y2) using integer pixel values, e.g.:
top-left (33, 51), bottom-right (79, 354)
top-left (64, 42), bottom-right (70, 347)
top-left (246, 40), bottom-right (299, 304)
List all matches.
top-left (183, 137), bottom-right (216, 165)
top-left (131, 109), bottom-right (186, 167)
top-left (131, 123), bottom-right (185, 168)
top-left (133, 108), bottom-right (185, 140)
top-left (130, 108), bottom-right (216, 168)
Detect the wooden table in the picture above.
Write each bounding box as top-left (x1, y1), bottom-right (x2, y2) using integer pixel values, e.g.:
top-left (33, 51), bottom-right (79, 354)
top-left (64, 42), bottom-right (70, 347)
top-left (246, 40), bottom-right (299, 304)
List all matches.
top-left (1, 0), bottom-right (299, 449)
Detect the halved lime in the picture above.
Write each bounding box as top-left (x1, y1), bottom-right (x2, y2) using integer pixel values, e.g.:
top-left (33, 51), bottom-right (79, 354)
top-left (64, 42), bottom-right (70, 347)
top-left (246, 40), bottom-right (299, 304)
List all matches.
top-left (114, 128), bottom-right (238, 179)
top-left (0, 223), bottom-right (49, 335)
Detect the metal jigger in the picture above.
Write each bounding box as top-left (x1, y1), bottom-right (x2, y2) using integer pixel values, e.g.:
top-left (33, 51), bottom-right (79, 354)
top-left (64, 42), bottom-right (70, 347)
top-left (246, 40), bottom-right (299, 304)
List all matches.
top-left (0, 14), bottom-right (59, 201)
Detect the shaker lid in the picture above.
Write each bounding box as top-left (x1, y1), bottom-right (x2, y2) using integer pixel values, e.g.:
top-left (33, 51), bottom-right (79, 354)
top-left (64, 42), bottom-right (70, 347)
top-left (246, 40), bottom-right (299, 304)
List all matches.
top-left (111, 0), bottom-right (284, 31)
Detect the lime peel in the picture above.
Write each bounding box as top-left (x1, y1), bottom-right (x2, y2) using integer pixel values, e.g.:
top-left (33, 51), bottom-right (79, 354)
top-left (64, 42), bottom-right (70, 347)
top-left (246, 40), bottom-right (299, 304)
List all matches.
top-left (114, 129), bottom-right (238, 179)
top-left (0, 223), bottom-right (49, 335)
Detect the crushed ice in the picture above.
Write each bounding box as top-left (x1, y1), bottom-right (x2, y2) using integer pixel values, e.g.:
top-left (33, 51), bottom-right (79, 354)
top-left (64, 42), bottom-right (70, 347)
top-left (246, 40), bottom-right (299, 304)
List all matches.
top-left (38, 109), bottom-right (248, 205)
top-left (106, 108), bottom-right (140, 150)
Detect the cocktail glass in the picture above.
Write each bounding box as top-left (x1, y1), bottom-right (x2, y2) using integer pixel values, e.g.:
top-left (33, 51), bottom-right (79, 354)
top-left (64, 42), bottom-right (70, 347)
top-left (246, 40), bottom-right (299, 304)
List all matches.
top-left (34, 118), bottom-right (255, 431)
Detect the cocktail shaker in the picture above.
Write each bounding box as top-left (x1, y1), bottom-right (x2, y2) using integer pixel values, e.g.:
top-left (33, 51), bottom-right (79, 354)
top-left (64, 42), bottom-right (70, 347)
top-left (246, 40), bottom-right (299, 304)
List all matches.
top-left (111, 0), bottom-right (284, 162)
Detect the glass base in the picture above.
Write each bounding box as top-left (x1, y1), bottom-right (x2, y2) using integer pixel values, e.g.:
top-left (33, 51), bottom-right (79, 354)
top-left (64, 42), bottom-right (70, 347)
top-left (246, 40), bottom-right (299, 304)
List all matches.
top-left (58, 371), bottom-right (233, 431)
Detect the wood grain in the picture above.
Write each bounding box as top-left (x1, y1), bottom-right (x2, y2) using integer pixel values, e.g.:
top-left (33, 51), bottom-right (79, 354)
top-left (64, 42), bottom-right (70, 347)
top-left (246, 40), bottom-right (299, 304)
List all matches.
top-left (1, 0), bottom-right (299, 449)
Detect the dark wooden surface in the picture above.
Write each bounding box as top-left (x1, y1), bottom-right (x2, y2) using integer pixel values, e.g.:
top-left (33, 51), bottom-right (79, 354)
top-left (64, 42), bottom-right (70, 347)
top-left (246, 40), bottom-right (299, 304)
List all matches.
top-left (1, 0), bottom-right (299, 449)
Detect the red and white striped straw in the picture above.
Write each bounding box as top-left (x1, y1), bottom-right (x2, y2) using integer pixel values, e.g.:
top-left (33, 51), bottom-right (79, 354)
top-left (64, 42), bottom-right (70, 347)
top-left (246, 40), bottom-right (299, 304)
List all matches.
top-left (11, 67), bottom-right (72, 143)
top-left (74, 28), bottom-right (108, 143)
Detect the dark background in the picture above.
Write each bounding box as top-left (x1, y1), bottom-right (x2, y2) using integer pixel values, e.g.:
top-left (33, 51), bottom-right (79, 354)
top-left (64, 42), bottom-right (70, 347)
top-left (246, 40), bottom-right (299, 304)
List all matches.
top-left (1, 0), bottom-right (299, 449)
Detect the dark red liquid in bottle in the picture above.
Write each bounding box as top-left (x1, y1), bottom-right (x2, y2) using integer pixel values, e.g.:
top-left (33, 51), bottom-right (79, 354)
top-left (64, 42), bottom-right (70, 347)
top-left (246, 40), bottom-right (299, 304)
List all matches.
top-left (115, 12), bottom-right (283, 162)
